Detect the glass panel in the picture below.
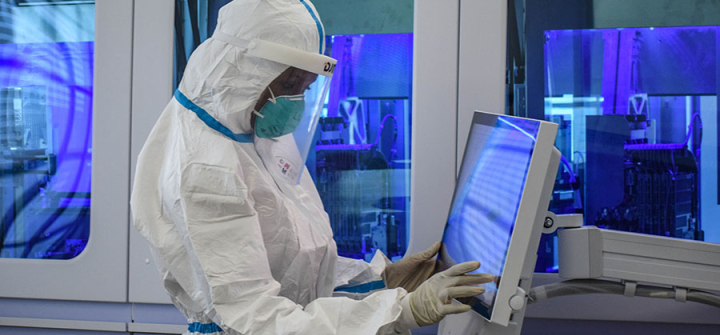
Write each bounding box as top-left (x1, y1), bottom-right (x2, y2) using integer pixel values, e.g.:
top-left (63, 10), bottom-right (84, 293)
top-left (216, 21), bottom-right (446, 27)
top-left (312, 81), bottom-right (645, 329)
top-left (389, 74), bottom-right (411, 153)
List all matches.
top-left (0, 1), bottom-right (95, 259)
top-left (174, 1), bottom-right (414, 262)
top-left (537, 26), bottom-right (718, 272)
top-left (312, 34), bottom-right (413, 261)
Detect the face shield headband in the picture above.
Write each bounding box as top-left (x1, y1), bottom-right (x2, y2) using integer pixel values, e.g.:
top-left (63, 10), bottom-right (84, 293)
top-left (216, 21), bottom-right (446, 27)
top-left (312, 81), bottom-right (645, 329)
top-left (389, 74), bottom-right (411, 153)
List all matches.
top-left (212, 31), bottom-right (336, 78)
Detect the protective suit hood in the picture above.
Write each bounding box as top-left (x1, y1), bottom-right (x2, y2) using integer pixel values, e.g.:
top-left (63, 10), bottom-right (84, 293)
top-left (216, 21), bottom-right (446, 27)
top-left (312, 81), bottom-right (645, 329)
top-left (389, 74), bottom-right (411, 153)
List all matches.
top-left (178, 0), bottom-right (324, 134)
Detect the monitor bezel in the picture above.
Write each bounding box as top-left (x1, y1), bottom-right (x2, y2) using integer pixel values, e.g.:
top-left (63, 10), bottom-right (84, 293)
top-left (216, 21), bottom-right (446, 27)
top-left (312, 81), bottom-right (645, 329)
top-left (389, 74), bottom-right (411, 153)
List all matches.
top-left (441, 111), bottom-right (559, 326)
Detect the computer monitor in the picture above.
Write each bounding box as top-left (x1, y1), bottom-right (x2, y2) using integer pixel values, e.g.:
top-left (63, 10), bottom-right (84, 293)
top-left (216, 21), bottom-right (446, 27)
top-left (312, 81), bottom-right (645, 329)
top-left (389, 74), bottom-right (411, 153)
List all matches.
top-left (437, 111), bottom-right (560, 326)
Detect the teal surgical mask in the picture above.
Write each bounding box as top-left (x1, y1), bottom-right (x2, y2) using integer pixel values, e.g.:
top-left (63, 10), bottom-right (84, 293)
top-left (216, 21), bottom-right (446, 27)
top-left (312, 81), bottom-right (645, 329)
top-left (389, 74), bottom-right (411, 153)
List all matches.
top-left (253, 88), bottom-right (306, 139)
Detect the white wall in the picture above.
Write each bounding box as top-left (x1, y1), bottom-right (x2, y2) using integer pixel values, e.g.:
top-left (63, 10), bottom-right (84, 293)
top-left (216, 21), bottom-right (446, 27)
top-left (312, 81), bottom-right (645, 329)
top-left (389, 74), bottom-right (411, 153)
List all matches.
top-left (407, 0), bottom-right (460, 255)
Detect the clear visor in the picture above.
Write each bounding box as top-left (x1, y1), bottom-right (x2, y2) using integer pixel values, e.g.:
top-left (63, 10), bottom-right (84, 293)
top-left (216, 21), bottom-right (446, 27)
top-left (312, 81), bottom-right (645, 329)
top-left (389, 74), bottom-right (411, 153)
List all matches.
top-left (256, 67), bottom-right (331, 184)
top-left (293, 73), bottom-right (331, 176)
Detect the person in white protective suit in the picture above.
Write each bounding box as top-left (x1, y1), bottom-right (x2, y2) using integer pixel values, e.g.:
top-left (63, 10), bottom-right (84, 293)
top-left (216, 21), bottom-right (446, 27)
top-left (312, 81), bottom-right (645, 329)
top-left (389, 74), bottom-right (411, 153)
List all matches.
top-left (130, 0), bottom-right (492, 334)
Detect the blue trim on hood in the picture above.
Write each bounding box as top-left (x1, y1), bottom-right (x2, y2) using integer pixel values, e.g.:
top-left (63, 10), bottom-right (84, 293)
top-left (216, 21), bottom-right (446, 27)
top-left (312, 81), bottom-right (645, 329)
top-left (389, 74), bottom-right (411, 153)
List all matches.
top-left (299, 0), bottom-right (324, 54)
top-left (174, 90), bottom-right (253, 143)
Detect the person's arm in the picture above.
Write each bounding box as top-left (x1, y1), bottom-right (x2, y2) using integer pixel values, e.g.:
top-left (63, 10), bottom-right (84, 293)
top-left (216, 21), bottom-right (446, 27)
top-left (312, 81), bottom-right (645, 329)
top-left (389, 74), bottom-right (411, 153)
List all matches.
top-left (138, 161), bottom-right (410, 335)
top-left (297, 168), bottom-right (391, 295)
top-left (333, 252), bottom-right (389, 290)
top-left (334, 242), bottom-right (444, 295)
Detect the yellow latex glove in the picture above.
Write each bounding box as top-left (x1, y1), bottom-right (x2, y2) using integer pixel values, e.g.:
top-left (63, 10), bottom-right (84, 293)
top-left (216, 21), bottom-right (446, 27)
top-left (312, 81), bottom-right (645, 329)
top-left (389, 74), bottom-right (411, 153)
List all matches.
top-left (395, 261), bottom-right (493, 332)
top-left (383, 242), bottom-right (442, 292)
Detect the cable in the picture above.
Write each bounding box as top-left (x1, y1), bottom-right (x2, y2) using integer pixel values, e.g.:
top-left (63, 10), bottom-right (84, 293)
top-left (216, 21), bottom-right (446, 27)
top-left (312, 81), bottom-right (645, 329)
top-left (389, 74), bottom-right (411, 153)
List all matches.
top-left (560, 155), bottom-right (577, 184)
top-left (683, 113), bottom-right (702, 147)
top-left (528, 279), bottom-right (720, 309)
top-left (372, 114), bottom-right (399, 163)
top-left (688, 292), bottom-right (720, 308)
top-left (372, 114), bottom-right (397, 146)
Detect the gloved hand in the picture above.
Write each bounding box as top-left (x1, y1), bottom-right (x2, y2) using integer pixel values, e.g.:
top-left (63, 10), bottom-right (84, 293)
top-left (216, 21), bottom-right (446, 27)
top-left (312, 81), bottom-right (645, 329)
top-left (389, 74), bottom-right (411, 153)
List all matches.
top-left (394, 261), bottom-right (493, 332)
top-left (383, 242), bottom-right (442, 292)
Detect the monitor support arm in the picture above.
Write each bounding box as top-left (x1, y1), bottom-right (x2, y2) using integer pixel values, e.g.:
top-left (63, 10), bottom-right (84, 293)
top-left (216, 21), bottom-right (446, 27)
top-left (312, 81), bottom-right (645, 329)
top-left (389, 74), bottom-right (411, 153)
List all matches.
top-left (541, 212), bottom-right (583, 234)
top-left (552, 225), bottom-right (720, 294)
top-left (439, 213), bottom-right (720, 335)
top-left (534, 213), bottom-right (720, 311)
top-left (521, 223), bottom-right (720, 330)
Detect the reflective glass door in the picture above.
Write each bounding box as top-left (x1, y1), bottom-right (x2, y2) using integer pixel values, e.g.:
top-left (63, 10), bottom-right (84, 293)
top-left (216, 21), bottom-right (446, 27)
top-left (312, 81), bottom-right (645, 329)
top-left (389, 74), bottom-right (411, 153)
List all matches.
top-left (0, 0), bottom-right (94, 259)
top-left (312, 34), bottom-right (412, 261)
top-left (519, 0), bottom-right (720, 272)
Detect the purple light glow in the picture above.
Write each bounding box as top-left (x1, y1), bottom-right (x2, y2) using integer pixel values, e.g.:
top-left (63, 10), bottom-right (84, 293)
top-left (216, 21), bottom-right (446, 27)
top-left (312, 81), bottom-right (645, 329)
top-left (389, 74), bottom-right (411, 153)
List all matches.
top-left (0, 42), bottom-right (94, 194)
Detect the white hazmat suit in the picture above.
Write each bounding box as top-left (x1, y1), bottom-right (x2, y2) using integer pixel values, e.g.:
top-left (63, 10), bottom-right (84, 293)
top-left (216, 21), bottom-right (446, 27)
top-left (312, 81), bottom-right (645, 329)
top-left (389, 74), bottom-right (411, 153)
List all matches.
top-left (131, 0), bottom-right (417, 334)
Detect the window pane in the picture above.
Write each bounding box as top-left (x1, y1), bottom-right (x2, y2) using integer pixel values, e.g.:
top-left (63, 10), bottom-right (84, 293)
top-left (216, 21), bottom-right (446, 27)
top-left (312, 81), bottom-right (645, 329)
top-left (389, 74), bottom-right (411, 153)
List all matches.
top-left (312, 34), bottom-right (413, 261)
top-left (0, 1), bottom-right (94, 259)
top-left (537, 26), bottom-right (718, 272)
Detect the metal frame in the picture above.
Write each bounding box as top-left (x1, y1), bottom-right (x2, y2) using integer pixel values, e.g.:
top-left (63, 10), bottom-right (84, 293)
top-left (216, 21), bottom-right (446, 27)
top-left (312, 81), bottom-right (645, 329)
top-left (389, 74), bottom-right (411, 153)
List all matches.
top-left (412, 0), bottom-right (512, 331)
top-left (0, 0), bottom-right (132, 302)
top-left (407, 0), bottom-right (462, 255)
top-left (127, 0), bottom-right (176, 305)
top-left (490, 120), bottom-right (559, 326)
top-left (558, 227), bottom-right (720, 291)
top-left (412, 0), bottom-right (511, 332)
top-left (456, 0), bottom-right (509, 171)
top-left (439, 122), bottom-right (560, 335)
top-left (445, 113), bottom-right (559, 327)
top-left (409, 0), bottom-right (509, 254)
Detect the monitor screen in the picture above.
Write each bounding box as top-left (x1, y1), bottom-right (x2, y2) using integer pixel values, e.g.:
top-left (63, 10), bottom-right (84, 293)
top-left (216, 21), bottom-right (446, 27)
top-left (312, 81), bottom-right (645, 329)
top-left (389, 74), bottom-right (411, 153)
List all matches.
top-left (439, 113), bottom-right (541, 320)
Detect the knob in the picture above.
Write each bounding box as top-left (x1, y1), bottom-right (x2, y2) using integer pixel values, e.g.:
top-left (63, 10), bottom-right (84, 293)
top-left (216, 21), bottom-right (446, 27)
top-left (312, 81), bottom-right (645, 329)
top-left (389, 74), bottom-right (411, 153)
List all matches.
top-left (509, 287), bottom-right (527, 311)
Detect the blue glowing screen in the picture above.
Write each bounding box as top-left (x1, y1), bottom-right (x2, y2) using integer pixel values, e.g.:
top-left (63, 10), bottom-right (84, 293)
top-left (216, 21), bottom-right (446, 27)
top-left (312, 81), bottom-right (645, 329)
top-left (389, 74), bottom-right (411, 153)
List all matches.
top-left (439, 114), bottom-right (540, 319)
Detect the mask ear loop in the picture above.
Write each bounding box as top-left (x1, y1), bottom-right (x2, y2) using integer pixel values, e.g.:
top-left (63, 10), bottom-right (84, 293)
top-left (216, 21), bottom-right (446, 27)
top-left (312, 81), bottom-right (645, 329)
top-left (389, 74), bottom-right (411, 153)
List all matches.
top-left (267, 87), bottom-right (278, 104)
top-left (252, 87), bottom-right (278, 119)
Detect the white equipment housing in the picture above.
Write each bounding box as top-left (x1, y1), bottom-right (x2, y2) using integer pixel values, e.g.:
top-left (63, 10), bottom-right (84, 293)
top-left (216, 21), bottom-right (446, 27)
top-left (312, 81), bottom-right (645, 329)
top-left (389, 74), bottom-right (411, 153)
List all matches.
top-left (441, 215), bottom-right (720, 335)
top-left (559, 227), bottom-right (720, 293)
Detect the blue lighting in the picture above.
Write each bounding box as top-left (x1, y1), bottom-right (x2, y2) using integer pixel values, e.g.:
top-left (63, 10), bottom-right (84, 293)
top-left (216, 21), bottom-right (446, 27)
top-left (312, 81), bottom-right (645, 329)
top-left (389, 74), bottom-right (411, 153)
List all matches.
top-left (540, 25), bottom-right (718, 272)
top-left (0, 41), bottom-right (94, 259)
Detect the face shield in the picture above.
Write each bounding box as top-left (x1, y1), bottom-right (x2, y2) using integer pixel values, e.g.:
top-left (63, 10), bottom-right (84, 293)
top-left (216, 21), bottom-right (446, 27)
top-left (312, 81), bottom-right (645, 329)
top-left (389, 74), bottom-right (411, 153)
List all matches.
top-left (213, 32), bottom-right (336, 184)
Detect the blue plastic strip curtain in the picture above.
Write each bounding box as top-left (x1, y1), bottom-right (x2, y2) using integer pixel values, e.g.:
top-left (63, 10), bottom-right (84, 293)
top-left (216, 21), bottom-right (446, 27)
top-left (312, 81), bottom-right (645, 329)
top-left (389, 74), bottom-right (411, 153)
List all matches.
top-left (175, 0), bottom-right (217, 89)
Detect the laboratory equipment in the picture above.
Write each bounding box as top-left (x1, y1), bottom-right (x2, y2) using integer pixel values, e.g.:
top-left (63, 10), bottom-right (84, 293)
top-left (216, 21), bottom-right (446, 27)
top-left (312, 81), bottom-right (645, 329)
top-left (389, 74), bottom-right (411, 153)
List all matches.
top-left (438, 112), bottom-right (720, 335)
top-left (312, 34), bottom-right (413, 261)
top-left (587, 115), bottom-right (702, 240)
top-left (0, 41), bottom-right (94, 260)
top-left (537, 26), bottom-right (717, 272)
top-left (555, 225), bottom-right (720, 293)
top-left (438, 111), bottom-right (560, 326)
